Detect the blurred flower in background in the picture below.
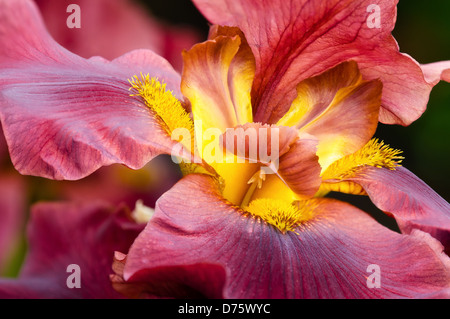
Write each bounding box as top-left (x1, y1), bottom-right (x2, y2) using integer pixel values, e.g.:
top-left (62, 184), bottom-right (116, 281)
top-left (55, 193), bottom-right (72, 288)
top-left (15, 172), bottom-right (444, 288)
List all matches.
top-left (34, 0), bottom-right (201, 71)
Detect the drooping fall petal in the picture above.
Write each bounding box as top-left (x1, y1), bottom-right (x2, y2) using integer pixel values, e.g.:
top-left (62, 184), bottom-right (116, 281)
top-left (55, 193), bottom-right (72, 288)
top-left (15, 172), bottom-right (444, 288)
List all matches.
top-left (326, 166), bottom-right (450, 253)
top-left (0, 0), bottom-right (183, 180)
top-left (193, 0), bottom-right (446, 126)
top-left (0, 201), bottom-right (143, 298)
top-left (119, 174), bottom-right (450, 299)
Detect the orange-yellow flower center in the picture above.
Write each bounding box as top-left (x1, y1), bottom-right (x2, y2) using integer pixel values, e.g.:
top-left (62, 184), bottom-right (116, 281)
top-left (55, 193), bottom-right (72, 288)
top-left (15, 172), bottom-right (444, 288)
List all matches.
top-left (243, 198), bottom-right (317, 234)
top-left (128, 75), bottom-right (404, 234)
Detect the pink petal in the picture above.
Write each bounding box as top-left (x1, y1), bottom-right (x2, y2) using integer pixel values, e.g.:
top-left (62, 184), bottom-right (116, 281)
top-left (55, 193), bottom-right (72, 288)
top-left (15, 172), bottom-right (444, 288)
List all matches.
top-left (121, 174), bottom-right (450, 299)
top-left (0, 201), bottom-right (143, 298)
top-left (0, 0), bottom-right (183, 180)
top-left (193, 0), bottom-right (443, 126)
top-left (0, 125), bottom-right (7, 159)
top-left (34, 0), bottom-right (201, 71)
top-left (338, 166), bottom-right (450, 253)
top-left (275, 138), bottom-right (322, 198)
top-left (421, 61), bottom-right (450, 85)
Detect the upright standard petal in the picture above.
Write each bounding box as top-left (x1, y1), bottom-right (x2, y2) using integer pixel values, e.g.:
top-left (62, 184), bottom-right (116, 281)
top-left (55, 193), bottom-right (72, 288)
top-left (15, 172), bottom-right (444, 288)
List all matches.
top-left (0, 0), bottom-right (183, 180)
top-left (193, 0), bottom-right (446, 126)
top-left (0, 201), bottom-right (143, 299)
top-left (277, 61), bottom-right (382, 171)
top-left (119, 174), bottom-right (450, 299)
top-left (181, 27), bottom-right (254, 134)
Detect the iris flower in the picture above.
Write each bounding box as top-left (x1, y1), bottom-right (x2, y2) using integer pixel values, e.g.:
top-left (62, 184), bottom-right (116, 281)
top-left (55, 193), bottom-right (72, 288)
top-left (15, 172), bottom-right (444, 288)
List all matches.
top-left (0, 0), bottom-right (449, 298)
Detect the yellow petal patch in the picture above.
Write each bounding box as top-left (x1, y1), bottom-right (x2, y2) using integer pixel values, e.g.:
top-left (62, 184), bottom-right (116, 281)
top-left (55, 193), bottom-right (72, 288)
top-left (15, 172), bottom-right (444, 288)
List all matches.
top-left (277, 62), bottom-right (363, 129)
top-left (251, 174), bottom-right (298, 203)
top-left (316, 181), bottom-right (367, 196)
top-left (213, 161), bottom-right (259, 206)
top-left (321, 138), bottom-right (404, 181)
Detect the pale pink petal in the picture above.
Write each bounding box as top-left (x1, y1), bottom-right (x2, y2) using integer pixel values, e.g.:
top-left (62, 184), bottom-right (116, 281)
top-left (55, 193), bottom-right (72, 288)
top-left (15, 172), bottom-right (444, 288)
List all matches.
top-left (421, 61), bottom-right (450, 85)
